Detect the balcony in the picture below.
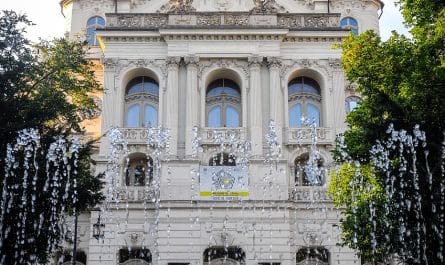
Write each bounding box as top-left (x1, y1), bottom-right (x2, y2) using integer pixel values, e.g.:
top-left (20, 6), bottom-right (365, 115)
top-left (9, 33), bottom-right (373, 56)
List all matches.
top-left (200, 127), bottom-right (247, 145)
top-left (290, 186), bottom-right (331, 202)
top-left (284, 127), bottom-right (335, 145)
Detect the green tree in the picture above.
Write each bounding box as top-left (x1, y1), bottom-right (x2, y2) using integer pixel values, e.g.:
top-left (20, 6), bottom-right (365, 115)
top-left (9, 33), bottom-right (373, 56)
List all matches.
top-left (0, 10), bottom-right (103, 264)
top-left (329, 0), bottom-right (445, 263)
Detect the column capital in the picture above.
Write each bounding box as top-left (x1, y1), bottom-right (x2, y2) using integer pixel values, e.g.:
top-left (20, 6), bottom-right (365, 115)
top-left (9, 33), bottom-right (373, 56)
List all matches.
top-left (166, 56), bottom-right (181, 69)
top-left (267, 57), bottom-right (282, 69)
top-left (248, 56), bottom-right (263, 68)
top-left (184, 55), bottom-right (200, 67)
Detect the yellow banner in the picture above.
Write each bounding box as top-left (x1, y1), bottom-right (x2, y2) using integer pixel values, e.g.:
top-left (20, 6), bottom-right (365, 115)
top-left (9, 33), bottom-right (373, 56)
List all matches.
top-left (200, 191), bottom-right (249, 197)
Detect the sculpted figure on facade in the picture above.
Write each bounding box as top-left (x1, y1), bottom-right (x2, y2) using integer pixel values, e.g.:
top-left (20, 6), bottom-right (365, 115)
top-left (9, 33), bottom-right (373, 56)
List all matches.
top-left (159, 0), bottom-right (196, 13)
top-left (251, 0), bottom-right (285, 14)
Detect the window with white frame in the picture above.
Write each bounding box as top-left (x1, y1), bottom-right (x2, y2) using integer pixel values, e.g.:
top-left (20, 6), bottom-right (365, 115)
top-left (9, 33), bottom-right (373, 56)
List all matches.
top-left (125, 155), bottom-right (153, 186)
top-left (345, 96), bottom-right (360, 113)
top-left (288, 77), bottom-right (322, 127)
top-left (125, 76), bottom-right (159, 128)
top-left (86, 16), bottom-right (105, 46)
top-left (206, 78), bottom-right (241, 128)
top-left (340, 17), bottom-right (359, 35)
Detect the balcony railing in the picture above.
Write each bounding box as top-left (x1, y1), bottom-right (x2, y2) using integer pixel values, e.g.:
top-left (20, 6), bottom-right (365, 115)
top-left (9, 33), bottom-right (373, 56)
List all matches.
top-left (200, 127), bottom-right (247, 145)
top-left (106, 13), bottom-right (341, 30)
top-left (284, 127), bottom-right (334, 145)
top-left (121, 128), bottom-right (159, 145)
top-left (291, 186), bottom-right (331, 202)
top-left (115, 186), bottom-right (155, 202)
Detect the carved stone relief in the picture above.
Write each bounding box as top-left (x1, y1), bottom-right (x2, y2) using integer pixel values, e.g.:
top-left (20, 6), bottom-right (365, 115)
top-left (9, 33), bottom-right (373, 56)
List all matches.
top-left (224, 15), bottom-right (249, 26)
top-left (109, 59), bottom-right (167, 88)
top-left (280, 59), bottom-right (334, 81)
top-left (251, 0), bottom-right (285, 14)
top-left (278, 15), bottom-right (303, 28)
top-left (197, 15), bottom-right (221, 26)
top-left (79, 0), bottom-right (114, 10)
top-left (330, 0), bottom-right (367, 11)
top-left (304, 15), bottom-right (339, 28)
top-left (159, 0), bottom-right (196, 13)
top-left (197, 59), bottom-right (249, 91)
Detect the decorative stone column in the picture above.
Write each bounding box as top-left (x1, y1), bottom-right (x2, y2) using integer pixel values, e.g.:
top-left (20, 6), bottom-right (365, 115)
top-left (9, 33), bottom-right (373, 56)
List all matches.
top-left (267, 57), bottom-right (283, 143)
top-left (248, 56), bottom-right (263, 156)
top-left (184, 56), bottom-right (199, 157)
top-left (164, 56), bottom-right (181, 156)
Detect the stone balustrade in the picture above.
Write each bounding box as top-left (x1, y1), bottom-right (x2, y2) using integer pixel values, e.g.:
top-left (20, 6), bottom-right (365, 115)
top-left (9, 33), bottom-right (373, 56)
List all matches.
top-left (121, 127), bottom-right (247, 145)
top-left (291, 186), bottom-right (331, 202)
top-left (284, 127), bottom-right (335, 145)
top-left (115, 186), bottom-right (155, 202)
top-left (200, 127), bottom-right (247, 145)
top-left (121, 128), bottom-right (157, 145)
top-left (106, 13), bottom-right (341, 29)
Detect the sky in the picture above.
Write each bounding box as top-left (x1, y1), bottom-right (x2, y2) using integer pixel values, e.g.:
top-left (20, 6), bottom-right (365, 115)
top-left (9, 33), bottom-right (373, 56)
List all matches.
top-left (1, 0), bottom-right (410, 42)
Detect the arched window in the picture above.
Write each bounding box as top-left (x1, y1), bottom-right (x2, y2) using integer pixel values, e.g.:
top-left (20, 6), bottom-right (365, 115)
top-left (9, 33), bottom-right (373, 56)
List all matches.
top-left (345, 96), bottom-right (360, 113)
top-left (119, 247), bottom-right (151, 264)
top-left (340, 17), bottom-right (358, 35)
top-left (206, 78), bottom-right (241, 128)
top-left (126, 155), bottom-right (153, 186)
top-left (209, 153), bottom-right (236, 166)
top-left (296, 247), bottom-right (329, 265)
top-left (288, 77), bottom-right (321, 127)
top-left (86, 16), bottom-right (105, 46)
top-left (294, 153), bottom-right (325, 186)
top-left (125, 76), bottom-right (159, 128)
top-left (203, 246), bottom-right (245, 263)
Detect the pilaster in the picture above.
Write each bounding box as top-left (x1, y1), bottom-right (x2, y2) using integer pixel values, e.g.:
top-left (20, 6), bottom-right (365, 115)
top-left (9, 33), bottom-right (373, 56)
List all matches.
top-left (184, 55), bottom-right (200, 157)
top-left (248, 56), bottom-right (263, 156)
top-left (100, 58), bottom-right (119, 156)
top-left (164, 56), bottom-right (181, 156)
top-left (267, 57), bottom-right (283, 143)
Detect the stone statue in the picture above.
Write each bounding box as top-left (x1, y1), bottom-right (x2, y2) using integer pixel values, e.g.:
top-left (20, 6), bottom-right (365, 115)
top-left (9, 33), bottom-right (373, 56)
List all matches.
top-left (251, 0), bottom-right (285, 14)
top-left (159, 0), bottom-right (196, 13)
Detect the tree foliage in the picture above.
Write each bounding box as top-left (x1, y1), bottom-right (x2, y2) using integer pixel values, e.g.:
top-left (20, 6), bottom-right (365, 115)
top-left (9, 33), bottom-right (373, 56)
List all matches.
top-left (0, 10), bottom-right (103, 264)
top-left (329, 0), bottom-right (445, 263)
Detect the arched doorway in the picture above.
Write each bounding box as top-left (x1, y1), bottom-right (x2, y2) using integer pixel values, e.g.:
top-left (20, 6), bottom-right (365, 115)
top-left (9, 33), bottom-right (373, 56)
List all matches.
top-left (203, 246), bottom-right (245, 265)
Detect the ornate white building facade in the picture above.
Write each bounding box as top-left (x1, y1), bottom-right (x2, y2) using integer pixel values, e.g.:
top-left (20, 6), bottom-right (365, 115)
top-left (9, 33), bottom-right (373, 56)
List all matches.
top-left (59, 0), bottom-right (383, 264)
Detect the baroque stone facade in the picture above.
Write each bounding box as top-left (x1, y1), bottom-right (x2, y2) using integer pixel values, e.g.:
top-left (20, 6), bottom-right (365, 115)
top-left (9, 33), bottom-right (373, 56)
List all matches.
top-left (59, 0), bottom-right (383, 264)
